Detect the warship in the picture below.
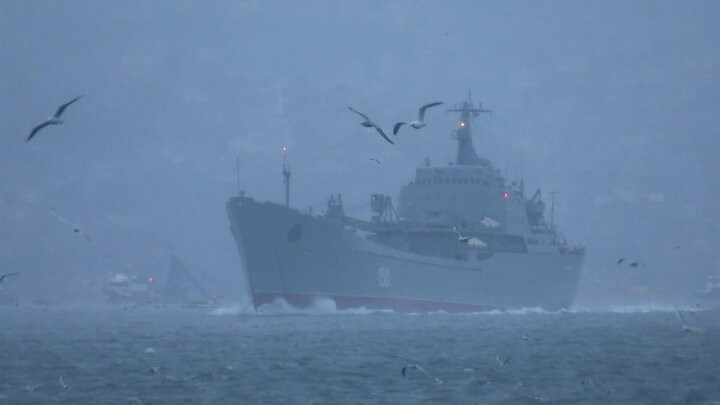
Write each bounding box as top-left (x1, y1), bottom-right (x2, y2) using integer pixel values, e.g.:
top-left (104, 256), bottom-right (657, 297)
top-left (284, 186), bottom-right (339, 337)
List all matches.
top-left (227, 94), bottom-right (585, 312)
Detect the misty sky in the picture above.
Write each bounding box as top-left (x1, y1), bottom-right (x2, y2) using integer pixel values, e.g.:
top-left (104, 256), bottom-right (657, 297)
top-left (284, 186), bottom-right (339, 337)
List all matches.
top-left (1, 0), bottom-right (719, 304)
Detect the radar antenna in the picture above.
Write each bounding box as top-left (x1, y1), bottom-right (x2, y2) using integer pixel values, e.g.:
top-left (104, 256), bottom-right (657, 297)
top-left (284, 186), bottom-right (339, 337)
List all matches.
top-left (447, 89), bottom-right (491, 165)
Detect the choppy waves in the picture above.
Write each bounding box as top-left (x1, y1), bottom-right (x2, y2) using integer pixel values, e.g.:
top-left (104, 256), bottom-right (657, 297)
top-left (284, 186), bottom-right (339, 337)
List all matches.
top-left (2, 303), bottom-right (718, 403)
top-left (211, 297), bottom-right (707, 317)
top-left (211, 297), bottom-right (394, 316)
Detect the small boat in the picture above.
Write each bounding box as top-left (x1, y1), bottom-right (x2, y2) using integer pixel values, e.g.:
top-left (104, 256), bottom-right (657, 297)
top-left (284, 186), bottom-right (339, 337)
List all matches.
top-left (103, 273), bottom-right (161, 304)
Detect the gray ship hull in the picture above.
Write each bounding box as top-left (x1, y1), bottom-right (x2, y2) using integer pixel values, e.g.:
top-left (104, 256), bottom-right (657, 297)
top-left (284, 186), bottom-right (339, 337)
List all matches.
top-left (227, 196), bottom-right (583, 312)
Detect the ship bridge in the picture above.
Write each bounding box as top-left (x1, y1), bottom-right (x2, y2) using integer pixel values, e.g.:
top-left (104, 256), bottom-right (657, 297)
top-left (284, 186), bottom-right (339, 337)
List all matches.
top-left (398, 94), bottom-right (532, 236)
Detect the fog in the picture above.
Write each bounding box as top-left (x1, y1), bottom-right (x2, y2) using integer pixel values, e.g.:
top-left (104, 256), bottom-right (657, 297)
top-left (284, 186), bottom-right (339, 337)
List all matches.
top-left (1, 0), bottom-right (718, 305)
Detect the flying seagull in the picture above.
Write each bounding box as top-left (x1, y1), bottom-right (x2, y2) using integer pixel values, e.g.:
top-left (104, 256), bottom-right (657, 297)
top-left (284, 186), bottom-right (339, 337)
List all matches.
top-left (348, 106), bottom-right (394, 145)
top-left (58, 376), bottom-right (71, 390)
top-left (49, 208), bottom-right (93, 245)
top-left (0, 272), bottom-right (19, 285)
top-left (617, 258), bottom-right (642, 267)
top-left (453, 226), bottom-right (487, 248)
top-left (496, 355), bottom-right (512, 366)
top-left (27, 96), bottom-right (83, 142)
top-left (453, 226), bottom-right (470, 243)
top-left (675, 310), bottom-right (703, 333)
top-left (401, 364), bottom-right (444, 384)
top-left (393, 101), bottom-right (443, 135)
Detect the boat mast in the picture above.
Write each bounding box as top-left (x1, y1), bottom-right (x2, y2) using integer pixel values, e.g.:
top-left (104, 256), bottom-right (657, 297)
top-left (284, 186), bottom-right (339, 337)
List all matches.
top-left (447, 89), bottom-right (491, 165)
top-left (281, 145), bottom-right (291, 207)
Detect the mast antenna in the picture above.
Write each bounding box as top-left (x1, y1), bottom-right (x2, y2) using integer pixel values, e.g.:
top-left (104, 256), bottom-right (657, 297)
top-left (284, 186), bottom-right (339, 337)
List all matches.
top-left (282, 146), bottom-right (291, 208)
top-left (447, 90), bottom-right (491, 165)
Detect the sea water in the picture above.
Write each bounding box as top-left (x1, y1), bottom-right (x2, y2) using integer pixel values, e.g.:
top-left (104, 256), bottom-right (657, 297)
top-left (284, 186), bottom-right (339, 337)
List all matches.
top-left (1, 300), bottom-right (718, 404)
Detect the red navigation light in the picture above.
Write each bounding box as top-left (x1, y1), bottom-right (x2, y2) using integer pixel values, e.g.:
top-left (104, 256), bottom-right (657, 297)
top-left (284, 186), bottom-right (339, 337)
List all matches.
top-left (502, 191), bottom-right (509, 200)
top-left (147, 276), bottom-right (153, 284)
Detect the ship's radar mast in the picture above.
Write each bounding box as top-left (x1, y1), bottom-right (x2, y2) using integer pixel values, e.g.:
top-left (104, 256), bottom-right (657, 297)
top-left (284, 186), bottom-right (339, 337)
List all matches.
top-left (447, 89), bottom-right (491, 165)
top-left (281, 145), bottom-right (291, 208)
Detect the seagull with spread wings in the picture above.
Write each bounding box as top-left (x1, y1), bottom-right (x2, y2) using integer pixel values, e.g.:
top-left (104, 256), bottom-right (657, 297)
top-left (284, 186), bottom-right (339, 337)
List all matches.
top-left (27, 96), bottom-right (82, 142)
top-left (348, 106), bottom-right (394, 145)
top-left (393, 101), bottom-right (443, 135)
top-left (0, 273), bottom-right (19, 285)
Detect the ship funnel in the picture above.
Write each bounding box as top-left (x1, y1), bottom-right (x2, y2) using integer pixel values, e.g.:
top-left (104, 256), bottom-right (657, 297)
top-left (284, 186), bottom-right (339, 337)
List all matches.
top-left (447, 93), bottom-right (491, 165)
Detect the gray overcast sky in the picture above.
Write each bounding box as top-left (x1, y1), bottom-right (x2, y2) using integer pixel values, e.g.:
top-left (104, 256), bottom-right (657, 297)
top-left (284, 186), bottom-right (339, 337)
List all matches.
top-left (1, 0), bottom-right (719, 304)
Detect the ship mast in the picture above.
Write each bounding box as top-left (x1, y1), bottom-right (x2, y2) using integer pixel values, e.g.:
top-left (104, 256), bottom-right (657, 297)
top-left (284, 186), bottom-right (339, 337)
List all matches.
top-left (447, 89), bottom-right (491, 165)
top-left (281, 145), bottom-right (291, 207)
